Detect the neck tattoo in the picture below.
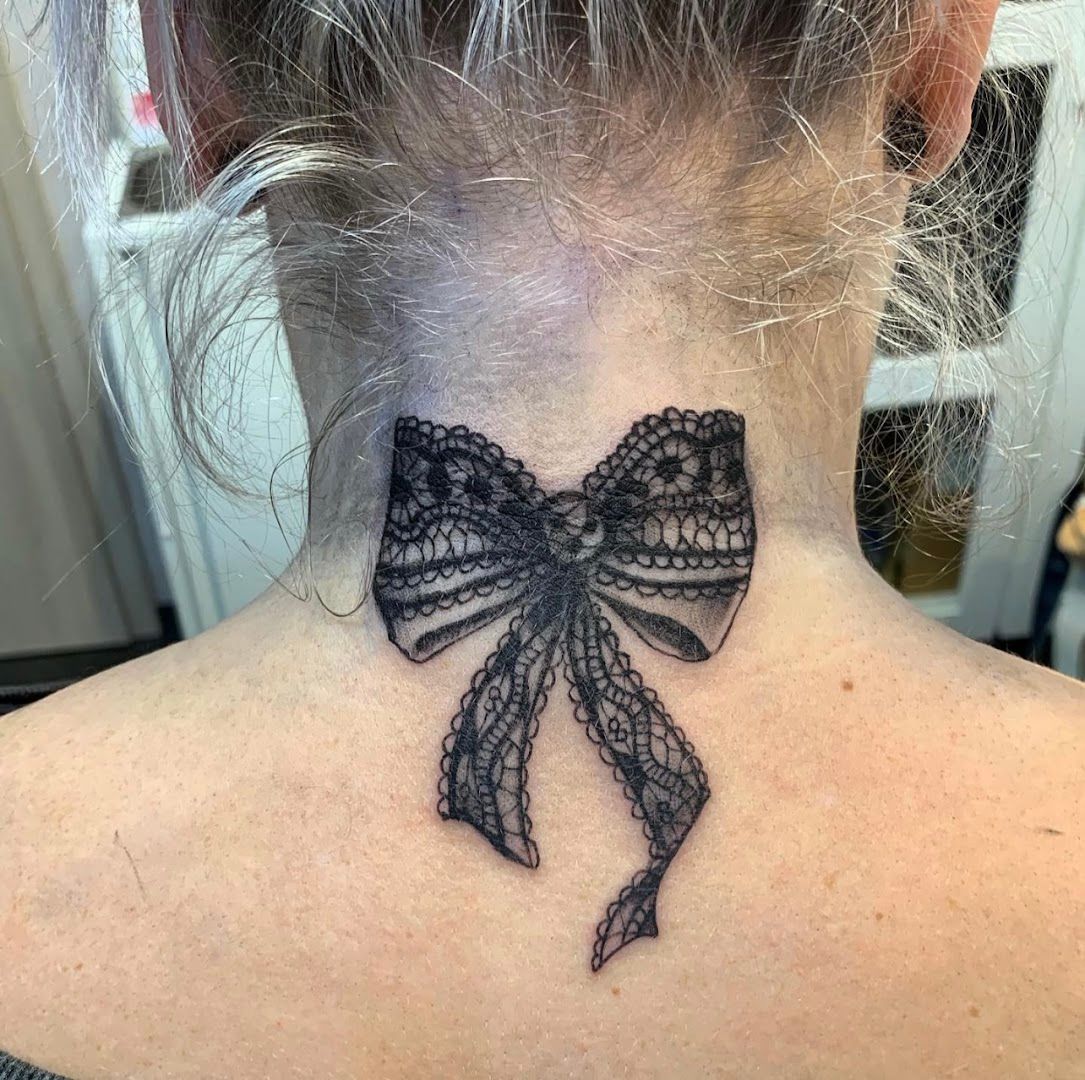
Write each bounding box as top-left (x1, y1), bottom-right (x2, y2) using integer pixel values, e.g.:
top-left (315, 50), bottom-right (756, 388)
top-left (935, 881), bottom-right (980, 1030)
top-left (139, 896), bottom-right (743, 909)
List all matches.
top-left (374, 408), bottom-right (756, 970)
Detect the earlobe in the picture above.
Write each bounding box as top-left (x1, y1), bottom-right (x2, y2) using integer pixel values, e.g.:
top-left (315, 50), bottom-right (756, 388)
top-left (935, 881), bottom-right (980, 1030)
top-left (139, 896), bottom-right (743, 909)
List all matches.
top-left (889, 0), bottom-right (1001, 180)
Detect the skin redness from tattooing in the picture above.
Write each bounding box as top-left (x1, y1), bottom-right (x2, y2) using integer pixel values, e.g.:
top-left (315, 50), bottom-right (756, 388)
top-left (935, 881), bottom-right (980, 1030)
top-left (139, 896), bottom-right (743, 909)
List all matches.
top-left (373, 409), bottom-right (756, 970)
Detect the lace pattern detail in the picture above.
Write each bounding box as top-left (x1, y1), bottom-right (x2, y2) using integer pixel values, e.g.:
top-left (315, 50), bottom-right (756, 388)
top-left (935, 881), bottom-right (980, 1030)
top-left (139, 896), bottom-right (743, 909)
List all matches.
top-left (374, 408), bottom-right (756, 968)
top-left (565, 600), bottom-right (711, 970)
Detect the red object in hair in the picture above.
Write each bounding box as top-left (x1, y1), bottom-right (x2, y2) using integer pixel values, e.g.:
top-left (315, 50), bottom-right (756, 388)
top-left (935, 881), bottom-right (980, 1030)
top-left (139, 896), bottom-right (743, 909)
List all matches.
top-left (132, 90), bottom-right (159, 128)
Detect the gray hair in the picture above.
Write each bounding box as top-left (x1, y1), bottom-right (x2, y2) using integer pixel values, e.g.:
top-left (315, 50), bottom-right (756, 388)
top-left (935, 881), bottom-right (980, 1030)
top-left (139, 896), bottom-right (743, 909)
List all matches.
top-left (43, 0), bottom-right (1021, 558)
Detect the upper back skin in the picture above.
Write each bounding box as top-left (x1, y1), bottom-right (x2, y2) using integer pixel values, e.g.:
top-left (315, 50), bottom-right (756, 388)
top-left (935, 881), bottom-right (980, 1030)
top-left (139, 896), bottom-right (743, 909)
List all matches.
top-left (1, 558), bottom-right (1083, 1080)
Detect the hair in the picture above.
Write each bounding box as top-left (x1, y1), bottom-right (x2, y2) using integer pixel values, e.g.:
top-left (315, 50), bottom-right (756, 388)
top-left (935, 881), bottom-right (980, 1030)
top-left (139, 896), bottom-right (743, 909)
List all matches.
top-left (40, 0), bottom-right (1037, 594)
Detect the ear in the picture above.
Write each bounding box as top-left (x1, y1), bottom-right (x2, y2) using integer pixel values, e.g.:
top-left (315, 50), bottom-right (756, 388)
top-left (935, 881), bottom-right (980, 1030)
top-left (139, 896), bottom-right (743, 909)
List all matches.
top-left (140, 1), bottom-right (245, 194)
top-left (894, 0), bottom-right (1001, 178)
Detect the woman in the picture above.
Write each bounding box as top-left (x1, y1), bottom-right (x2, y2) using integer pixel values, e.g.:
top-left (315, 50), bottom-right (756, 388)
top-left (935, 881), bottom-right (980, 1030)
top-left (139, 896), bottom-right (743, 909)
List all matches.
top-left (2, 1), bottom-right (1082, 1076)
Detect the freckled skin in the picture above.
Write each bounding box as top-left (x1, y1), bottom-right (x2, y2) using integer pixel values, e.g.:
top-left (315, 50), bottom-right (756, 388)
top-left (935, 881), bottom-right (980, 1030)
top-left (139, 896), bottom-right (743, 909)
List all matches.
top-left (0, 543), bottom-right (1082, 1079)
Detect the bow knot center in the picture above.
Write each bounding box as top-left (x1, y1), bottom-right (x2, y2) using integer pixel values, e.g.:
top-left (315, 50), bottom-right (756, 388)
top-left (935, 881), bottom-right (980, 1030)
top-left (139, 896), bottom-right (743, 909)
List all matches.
top-left (546, 491), bottom-right (607, 565)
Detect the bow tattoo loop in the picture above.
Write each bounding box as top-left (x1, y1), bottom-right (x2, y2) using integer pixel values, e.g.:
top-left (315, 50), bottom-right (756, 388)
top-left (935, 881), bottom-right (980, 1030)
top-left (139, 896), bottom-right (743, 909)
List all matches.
top-left (374, 408), bottom-right (755, 969)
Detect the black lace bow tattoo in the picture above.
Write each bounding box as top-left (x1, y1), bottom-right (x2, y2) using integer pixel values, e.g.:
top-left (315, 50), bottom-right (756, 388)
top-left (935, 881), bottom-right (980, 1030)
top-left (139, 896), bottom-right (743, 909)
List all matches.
top-left (374, 408), bottom-right (756, 970)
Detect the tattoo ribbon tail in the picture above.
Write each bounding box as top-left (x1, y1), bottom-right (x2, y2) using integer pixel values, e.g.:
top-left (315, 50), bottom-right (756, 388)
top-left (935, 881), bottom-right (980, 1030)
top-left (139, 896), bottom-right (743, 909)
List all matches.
top-left (592, 865), bottom-right (665, 971)
top-left (565, 601), bottom-right (713, 971)
top-left (438, 602), bottom-right (564, 871)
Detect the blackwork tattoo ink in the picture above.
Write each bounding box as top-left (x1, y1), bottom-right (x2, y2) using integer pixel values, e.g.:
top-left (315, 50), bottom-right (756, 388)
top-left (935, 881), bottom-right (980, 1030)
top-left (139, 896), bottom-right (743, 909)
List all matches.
top-left (374, 408), bottom-right (756, 970)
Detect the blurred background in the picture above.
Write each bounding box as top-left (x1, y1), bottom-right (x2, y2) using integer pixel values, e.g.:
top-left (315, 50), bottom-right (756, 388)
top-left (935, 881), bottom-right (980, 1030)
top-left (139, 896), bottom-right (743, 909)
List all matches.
top-left (1, 0), bottom-right (1084, 713)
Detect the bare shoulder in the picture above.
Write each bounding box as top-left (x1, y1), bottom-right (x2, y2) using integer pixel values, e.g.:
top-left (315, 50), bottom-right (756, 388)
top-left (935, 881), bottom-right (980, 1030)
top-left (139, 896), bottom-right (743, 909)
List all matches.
top-left (718, 601), bottom-right (1085, 1075)
top-left (0, 592), bottom-right (350, 820)
top-left (1, 618), bottom-right (274, 847)
top-left (0, 622), bottom-right (267, 933)
top-left (0, 580), bottom-right (1081, 1078)
top-left (869, 618), bottom-right (1085, 1064)
top-left (0, 642), bottom-right (210, 1070)
top-left (926, 617), bottom-right (1084, 766)
top-left (0, 594), bottom-right (353, 906)
top-left (0, 601), bottom-right (341, 1066)
top-left (870, 606), bottom-right (1084, 852)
